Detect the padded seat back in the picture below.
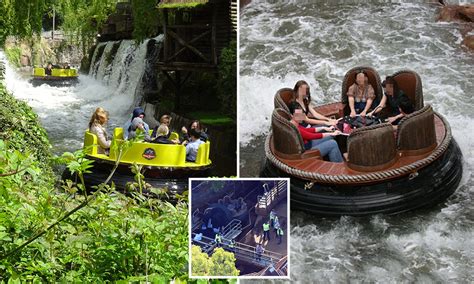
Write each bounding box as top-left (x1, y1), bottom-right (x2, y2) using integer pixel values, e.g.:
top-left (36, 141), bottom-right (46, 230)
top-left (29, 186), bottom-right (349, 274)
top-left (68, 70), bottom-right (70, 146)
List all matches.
top-left (347, 123), bottom-right (397, 171)
top-left (271, 108), bottom-right (304, 155)
top-left (195, 141), bottom-right (211, 165)
top-left (391, 69), bottom-right (424, 111)
top-left (274, 88), bottom-right (295, 112)
top-left (341, 66), bottom-right (383, 115)
top-left (84, 131), bottom-right (98, 155)
top-left (397, 105), bottom-right (436, 154)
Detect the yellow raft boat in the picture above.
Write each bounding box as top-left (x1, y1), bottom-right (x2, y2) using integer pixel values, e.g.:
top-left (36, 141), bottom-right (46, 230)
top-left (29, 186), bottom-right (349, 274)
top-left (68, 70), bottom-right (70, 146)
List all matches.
top-left (30, 67), bottom-right (79, 87)
top-left (79, 127), bottom-right (212, 194)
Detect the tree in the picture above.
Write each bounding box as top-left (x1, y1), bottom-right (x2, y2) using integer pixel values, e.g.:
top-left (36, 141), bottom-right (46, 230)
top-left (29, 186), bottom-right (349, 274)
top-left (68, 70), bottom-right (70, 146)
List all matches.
top-left (192, 246), bottom-right (239, 277)
top-left (209, 247), bottom-right (239, 277)
top-left (191, 245), bottom-right (211, 276)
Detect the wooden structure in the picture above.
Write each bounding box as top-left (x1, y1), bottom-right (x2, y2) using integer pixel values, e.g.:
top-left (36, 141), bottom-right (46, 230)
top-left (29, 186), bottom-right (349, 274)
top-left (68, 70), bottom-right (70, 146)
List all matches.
top-left (157, 0), bottom-right (236, 110)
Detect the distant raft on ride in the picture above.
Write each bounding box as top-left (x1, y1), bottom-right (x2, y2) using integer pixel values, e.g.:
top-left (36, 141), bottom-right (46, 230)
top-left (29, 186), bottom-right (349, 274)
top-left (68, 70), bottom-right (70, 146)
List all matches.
top-left (81, 127), bottom-right (212, 195)
top-left (262, 66), bottom-right (463, 216)
top-left (30, 67), bottom-right (79, 87)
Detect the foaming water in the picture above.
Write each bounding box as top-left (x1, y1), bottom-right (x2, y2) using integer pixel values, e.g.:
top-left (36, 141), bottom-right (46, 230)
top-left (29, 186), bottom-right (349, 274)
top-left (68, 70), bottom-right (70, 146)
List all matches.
top-left (0, 38), bottom-right (156, 154)
top-left (240, 1), bottom-right (474, 282)
top-left (2, 63), bottom-right (132, 154)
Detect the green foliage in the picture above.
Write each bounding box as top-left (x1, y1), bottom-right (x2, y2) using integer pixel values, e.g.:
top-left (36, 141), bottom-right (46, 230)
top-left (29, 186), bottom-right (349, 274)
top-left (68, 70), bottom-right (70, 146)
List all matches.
top-left (157, 1), bottom-right (208, 9)
top-left (209, 248), bottom-right (239, 276)
top-left (132, 0), bottom-right (160, 43)
top-left (0, 0), bottom-right (50, 45)
top-left (191, 246), bottom-right (239, 277)
top-left (216, 40), bottom-right (236, 119)
top-left (0, 84), bottom-right (52, 166)
top-left (56, 0), bottom-right (119, 52)
top-left (187, 111), bottom-right (234, 126)
top-left (0, 1), bottom-right (14, 46)
top-left (192, 245), bottom-right (211, 276)
top-left (4, 46), bottom-right (22, 68)
top-left (0, 81), bottom-right (190, 281)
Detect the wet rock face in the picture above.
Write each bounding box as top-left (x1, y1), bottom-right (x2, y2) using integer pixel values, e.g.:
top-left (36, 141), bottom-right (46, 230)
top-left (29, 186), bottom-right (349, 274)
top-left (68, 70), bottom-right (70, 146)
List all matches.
top-left (461, 35), bottom-right (474, 51)
top-left (437, 4), bottom-right (474, 51)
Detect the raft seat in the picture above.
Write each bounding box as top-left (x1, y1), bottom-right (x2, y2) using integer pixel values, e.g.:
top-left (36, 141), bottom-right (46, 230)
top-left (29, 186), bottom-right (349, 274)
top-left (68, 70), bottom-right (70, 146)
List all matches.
top-left (84, 131), bottom-right (99, 156)
top-left (195, 141), bottom-right (211, 165)
top-left (397, 105), bottom-right (436, 156)
top-left (33, 68), bottom-right (46, 77)
top-left (271, 108), bottom-right (321, 160)
top-left (341, 66), bottom-right (383, 115)
top-left (392, 70), bottom-right (423, 111)
top-left (274, 88), bottom-right (295, 113)
top-left (347, 123), bottom-right (398, 172)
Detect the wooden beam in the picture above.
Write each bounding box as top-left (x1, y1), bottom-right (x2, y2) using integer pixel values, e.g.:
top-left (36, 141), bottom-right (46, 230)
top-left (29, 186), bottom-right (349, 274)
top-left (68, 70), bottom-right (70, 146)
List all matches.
top-left (156, 62), bottom-right (217, 72)
top-left (168, 29), bottom-right (209, 62)
top-left (211, 3), bottom-right (217, 65)
top-left (163, 9), bottom-right (169, 62)
top-left (167, 29), bottom-right (211, 61)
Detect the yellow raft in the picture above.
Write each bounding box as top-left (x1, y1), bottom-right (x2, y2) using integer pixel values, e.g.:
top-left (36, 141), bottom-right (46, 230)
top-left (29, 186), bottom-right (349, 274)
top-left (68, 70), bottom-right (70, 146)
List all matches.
top-left (84, 128), bottom-right (211, 169)
top-left (31, 67), bottom-right (79, 87)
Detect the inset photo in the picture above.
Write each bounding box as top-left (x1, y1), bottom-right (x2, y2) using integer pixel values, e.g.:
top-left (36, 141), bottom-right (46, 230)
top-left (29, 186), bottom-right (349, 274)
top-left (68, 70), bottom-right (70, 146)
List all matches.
top-left (189, 178), bottom-right (289, 279)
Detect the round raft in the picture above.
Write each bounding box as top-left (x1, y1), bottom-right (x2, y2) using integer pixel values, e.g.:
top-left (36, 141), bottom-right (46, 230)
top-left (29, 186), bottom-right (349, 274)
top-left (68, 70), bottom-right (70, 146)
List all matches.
top-left (262, 67), bottom-right (463, 216)
top-left (30, 67), bottom-right (79, 87)
top-left (77, 127), bottom-right (212, 196)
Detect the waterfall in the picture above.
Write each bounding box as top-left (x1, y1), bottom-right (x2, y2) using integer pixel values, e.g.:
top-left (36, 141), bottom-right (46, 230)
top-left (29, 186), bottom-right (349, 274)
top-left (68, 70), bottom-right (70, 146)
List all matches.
top-left (88, 35), bottom-right (164, 107)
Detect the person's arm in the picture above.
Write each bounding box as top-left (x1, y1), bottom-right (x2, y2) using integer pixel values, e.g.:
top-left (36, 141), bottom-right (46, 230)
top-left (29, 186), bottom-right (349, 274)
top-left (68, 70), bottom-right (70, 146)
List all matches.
top-left (387, 113), bottom-right (405, 124)
top-left (369, 94), bottom-right (386, 116)
top-left (361, 85), bottom-right (376, 116)
top-left (347, 85), bottom-right (356, 117)
top-left (123, 121), bottom-right (131, 140)
top-left (308, 107), bottom-right (337, 126)
top-left (96, 127), bottom-right (111, 149)
top-left (300, 126), bottom-right (340, 139)
top-left (360, 98), bottom-right (374, 117)
top-left (299, 127), bottom-right (323, 140)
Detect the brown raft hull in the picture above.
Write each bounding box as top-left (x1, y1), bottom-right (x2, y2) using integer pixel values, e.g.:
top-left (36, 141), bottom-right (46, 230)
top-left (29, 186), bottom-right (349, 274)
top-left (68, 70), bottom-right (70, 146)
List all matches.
top-left (261, 139), bottom-right (463, 216)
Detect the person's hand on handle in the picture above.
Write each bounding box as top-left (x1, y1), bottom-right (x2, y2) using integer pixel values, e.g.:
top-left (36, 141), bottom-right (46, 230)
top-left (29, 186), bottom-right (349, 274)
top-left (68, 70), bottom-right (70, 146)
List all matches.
top-left (350, 110), bottom-right (356, 118)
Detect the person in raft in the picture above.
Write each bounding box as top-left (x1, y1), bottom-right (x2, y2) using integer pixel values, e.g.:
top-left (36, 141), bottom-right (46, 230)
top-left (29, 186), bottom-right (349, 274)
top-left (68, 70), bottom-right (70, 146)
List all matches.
top-left (181, 120), bottom-right (209, 142)
top-left (45, 62), bottom-right (53, 76)
top-left (368, 76), bottom-right (414, 125)
top-left (128, 117), bottom-right (152, 141)
top-left (289, 101), bottom-right (344, 162)
top-left (88, 107), bottom-right (111, 155)
top-left (151, 125), bottom-right (179, 144)
top-left (347, 69), bottom-right (376, 117)
top-left (294, 80), bottom-right (338, 127)
top-left (185, 129), bottom-right (204, 162)
top-left (123, 107), bottom-right (150, 140)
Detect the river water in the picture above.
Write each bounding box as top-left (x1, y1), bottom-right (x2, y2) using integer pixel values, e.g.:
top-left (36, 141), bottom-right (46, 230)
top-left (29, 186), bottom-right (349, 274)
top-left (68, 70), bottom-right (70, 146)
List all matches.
top-left (0, 39), bottom-right (152, 155)
top-left (240, 1), bottom-right (473, 282)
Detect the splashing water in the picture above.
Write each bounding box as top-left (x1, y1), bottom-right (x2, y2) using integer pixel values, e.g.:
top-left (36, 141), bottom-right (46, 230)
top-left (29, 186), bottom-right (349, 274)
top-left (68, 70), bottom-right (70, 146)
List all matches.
top-left (0, 37), bottom-right (161, 155)
top-left (240, 1), bottom-right (473, 282)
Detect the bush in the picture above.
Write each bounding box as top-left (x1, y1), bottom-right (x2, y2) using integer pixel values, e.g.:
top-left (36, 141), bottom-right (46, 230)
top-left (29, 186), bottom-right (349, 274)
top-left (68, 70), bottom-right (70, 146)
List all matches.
top-left (4, 47), bottom-right (22, 68)
top-left (0, 81), bottom-right (190, 281)
top-left (216, 40), bottom-right (236, 119)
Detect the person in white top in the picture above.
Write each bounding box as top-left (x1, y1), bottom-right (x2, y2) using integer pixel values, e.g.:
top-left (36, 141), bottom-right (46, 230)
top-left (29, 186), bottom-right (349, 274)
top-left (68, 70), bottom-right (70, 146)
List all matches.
top-left (88, 107), bottom-right (111, 155)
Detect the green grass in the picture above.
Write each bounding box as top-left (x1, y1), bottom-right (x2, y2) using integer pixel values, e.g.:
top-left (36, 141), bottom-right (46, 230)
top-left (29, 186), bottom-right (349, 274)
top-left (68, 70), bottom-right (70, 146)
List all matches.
top-left (157, 1), bottom-right (207, 9)
top-left (187, 111), bottom-right (234, 126)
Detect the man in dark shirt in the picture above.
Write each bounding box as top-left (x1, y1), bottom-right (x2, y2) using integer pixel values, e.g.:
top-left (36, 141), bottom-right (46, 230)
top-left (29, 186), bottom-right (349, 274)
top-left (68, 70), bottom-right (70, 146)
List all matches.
top-left (45, 63), bottom-right (53, 75)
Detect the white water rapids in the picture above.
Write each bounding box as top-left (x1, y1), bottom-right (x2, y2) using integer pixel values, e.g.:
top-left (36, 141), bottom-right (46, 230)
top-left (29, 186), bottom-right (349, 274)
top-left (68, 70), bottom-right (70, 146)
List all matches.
top-left (240, 1), bottom-right (473, 282)
top-left (0, 37), bottom-right (159, 154)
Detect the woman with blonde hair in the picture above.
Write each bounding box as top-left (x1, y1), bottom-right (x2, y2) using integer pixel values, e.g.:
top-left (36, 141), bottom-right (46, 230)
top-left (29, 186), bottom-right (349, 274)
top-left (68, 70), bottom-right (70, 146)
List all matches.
top-left (88, 107), bottom-right (111, 154)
